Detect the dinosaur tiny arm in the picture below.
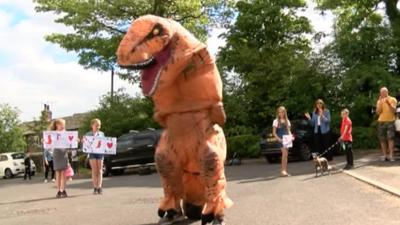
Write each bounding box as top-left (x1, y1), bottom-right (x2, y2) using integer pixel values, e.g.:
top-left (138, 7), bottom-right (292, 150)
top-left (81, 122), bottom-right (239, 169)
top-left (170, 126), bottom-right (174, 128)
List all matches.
top-left (210, 102), bottom-right (226, 127)
top-left (154, 111), bottom-right (167, 128)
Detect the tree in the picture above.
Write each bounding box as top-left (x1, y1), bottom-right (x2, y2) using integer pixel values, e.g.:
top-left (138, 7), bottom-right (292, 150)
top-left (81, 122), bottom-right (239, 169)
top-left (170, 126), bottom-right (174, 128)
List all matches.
top-left (0, 104), bottom-right (27, 153)
top-left (218, 0), bottom-right (319, 133)
top-left (25, 105), bottom-right (52, 150)
top-left (316, 0), bottom-right (400, 74)
top-left (34, 0), bottom-right (234, 74)
top-left (316, 0), bottom-right (400, 126)
top-left (79, 89), bottom-right (159, 138)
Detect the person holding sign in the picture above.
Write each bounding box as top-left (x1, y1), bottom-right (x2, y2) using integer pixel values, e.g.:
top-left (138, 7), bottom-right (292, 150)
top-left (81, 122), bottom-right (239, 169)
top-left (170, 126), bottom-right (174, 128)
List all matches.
top-left (86, 119), bottom-right (105, 195)
top-left (272, 106), bottom-right (294, 177)
top-left (49, 119), bottom-right (69, 198)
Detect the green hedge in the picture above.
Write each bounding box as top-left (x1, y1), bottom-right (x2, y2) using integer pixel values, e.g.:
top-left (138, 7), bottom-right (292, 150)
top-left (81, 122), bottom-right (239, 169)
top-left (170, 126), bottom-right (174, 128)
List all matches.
top-left (352, 126), bottom-right (379, 150)
top-left (226, 135), bottom-right (260, 158)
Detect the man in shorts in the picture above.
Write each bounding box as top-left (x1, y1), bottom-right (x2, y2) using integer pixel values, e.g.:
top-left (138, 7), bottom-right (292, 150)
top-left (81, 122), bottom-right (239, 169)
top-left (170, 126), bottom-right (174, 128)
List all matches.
top-left (376, 87), bottom-right (397, 161)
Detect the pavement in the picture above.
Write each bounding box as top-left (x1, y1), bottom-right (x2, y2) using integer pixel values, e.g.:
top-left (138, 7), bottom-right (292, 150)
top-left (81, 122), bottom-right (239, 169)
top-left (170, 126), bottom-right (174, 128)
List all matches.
top-left (330, 151), bottom-right (400, 197)
top-left (0, 154), bottom-right (400, 225)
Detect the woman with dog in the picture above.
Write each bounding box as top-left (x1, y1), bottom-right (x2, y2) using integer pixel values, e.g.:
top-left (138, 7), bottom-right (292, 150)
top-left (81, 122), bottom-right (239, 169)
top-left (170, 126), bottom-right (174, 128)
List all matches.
top-left (305, 99), bottom-right (333, 161)
top-left (272, 106), bottom-right (293, 177)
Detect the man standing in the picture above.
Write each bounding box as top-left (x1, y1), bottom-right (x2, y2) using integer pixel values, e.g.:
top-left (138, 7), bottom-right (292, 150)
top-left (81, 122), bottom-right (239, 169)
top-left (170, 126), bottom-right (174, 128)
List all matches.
top-left (24, 152), bottom-right (32, 180)
top-left (376, 87), bottom-right (397, 161)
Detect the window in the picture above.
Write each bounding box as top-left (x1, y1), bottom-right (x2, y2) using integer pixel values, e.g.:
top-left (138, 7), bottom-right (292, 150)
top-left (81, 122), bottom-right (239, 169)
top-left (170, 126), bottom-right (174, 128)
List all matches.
top-left (11, 153), bottom-right (24, 160)
top-left (0, 155), bottom-right (8, 162)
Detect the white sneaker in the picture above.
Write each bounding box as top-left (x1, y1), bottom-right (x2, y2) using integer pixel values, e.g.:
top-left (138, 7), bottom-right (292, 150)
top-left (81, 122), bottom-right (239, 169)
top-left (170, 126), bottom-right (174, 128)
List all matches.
top-left (390, 158), bottom-right (396, 162)
top-left (44, 179), bottom-right (48, 183)
top-left (52, 179), bottom-right (55, 182)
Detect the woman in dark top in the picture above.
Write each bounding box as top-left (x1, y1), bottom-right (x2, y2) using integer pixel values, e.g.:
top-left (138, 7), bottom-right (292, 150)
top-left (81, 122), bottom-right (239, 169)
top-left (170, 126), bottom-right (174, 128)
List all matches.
top-left (305, 99), bottom-right (333, 161)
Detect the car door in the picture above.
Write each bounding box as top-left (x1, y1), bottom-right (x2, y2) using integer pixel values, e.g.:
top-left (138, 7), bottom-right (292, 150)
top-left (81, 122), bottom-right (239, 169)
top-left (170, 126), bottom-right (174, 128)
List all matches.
top-left (129, 133), bottom-right (156, 164)
top-left (111, 133), bottom-right (135, 167)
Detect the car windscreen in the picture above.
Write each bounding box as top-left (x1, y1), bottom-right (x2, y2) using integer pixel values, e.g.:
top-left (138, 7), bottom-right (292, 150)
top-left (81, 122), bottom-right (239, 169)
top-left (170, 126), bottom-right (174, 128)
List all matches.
top-left (292, 120), bottom-right (310, 130)
top-left (11, 153), bottom-right (25, 159)
top-left (117, 136), bottom-right (134, 151)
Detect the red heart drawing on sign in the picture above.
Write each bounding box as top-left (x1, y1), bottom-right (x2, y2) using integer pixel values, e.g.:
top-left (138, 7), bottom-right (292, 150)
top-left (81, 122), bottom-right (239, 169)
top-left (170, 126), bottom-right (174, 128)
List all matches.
top-left (68, 136), bottom-right (74, 141)
top-left (107, 142), bottom-right (113, 149)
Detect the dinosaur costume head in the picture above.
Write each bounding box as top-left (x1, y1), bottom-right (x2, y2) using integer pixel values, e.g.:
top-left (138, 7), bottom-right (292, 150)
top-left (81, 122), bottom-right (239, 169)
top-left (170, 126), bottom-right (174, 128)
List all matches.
top-left (117, 15), bottom-right (204, 96)
top-left (117, 15), bottom-right (224, 126)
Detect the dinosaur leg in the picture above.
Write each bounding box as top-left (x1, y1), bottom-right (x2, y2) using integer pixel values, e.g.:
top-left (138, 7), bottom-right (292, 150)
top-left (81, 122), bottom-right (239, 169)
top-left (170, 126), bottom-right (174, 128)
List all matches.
top-left (182, 172), bottom-right (205, 220)
top-left (200, 125), bottom-right (233, 225)
top-left (155, 131), bottom-right (185, 223)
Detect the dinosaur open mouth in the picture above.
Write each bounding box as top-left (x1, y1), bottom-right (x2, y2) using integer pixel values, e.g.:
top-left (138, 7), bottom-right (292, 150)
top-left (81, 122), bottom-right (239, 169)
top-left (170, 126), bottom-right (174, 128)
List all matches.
top-left (120, 44), bottom-right (171, 96)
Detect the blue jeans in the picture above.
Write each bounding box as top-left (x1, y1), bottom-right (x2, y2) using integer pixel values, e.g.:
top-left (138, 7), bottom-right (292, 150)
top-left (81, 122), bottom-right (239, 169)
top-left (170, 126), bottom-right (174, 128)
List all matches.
top-left (88, 154), bottom-right (104, 160)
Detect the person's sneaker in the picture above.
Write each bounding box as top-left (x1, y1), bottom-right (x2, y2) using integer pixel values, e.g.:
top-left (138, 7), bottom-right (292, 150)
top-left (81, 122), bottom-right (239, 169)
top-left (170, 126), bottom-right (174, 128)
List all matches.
top-left (343, 165), bottom-right (353, 170)
top-left (97, 187), bottom-right (102, 195)
top-left (93, 188), bottom-right (98, 195)
top-left (44, 179), bottom-right (48, 183)
top-left (390, 158), bottom-right (396, 162)
top-left (51, 179), bottom-right (56, 182)
top-left (56, 191), bottom-right (62, 198)
top-left (61, 190), bottom-right (68, 198)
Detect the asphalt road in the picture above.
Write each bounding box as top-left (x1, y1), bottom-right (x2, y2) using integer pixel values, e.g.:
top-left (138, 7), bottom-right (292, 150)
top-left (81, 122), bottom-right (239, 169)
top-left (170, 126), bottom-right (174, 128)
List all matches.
top-left (1, 158), bottom-right (400, 225)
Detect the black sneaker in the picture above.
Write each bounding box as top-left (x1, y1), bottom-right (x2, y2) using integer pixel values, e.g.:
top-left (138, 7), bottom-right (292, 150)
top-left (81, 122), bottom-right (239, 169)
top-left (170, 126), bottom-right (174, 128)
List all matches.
top-left (97, 187), bottom-right (102, 195)
top-left (56, 191), bottom-right (62, 198)
top-left (61, 190), bottom-right (68, 198)
top-left (343, 165), bottom-right (353, 170)
top-left (93, 188), bottom-right (98, 195)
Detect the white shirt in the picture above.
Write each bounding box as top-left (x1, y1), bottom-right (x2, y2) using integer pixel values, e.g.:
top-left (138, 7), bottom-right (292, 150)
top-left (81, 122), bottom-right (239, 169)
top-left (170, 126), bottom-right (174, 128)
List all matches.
top-left (395, 119), bottom-right (400, 132)
top-left (273, 119), bottom-right (291, 128)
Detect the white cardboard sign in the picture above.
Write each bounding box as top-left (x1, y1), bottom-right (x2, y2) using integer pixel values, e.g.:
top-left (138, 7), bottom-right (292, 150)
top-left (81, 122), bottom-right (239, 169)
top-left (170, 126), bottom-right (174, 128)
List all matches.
top-left (82, 136), bottom-right (117, 155)
top-left (43, 131), bottom-right (79, 149)
top-left (282, 134), bottom-right (293, 148)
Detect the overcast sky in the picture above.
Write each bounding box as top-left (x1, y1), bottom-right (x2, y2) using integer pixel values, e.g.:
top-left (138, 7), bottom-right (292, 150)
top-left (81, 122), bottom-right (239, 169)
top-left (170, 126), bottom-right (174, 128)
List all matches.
top-left (0, 0), bottom-right (333, 122)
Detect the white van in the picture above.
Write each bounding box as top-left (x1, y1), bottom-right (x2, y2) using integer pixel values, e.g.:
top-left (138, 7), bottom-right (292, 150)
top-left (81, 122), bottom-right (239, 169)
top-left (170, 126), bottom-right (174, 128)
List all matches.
top-left (0, 152), bottom-right (36, 179)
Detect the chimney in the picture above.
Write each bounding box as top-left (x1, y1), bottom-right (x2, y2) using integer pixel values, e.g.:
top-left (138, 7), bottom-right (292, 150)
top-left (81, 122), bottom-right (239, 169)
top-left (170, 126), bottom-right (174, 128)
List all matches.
top-left (43, 104), bottom-right (52, 121)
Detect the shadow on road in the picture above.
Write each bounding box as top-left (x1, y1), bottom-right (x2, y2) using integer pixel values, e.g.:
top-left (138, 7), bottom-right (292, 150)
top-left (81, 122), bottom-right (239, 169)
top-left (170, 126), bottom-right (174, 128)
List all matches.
top-left (1, 157), bottom-right (347, 191)
top-left (0, 194), bottom-right (87, 205)
top-left (138, 219), bottom-right (198, 225)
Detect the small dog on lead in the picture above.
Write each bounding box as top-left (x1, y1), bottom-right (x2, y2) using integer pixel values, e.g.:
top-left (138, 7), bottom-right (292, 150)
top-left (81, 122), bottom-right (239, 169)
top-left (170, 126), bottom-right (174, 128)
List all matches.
top-left (312, 153), bottom-right (331, 177)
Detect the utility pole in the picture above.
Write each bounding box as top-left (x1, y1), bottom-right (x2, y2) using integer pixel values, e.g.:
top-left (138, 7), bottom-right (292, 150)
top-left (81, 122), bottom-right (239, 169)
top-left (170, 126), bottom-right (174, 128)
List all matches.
top-left (111, 66), bottom-right (114, 101)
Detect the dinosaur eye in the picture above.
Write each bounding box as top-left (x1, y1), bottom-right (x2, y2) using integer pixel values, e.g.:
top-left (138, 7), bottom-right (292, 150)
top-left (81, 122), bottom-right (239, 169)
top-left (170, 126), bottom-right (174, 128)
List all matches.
top-left (153, 28), bottom-right (160, 36)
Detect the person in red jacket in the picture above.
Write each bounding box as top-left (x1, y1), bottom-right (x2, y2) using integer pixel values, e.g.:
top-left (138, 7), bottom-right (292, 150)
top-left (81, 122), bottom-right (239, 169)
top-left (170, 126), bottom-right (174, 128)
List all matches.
top-left (339, 109), bottom-right (353, 170)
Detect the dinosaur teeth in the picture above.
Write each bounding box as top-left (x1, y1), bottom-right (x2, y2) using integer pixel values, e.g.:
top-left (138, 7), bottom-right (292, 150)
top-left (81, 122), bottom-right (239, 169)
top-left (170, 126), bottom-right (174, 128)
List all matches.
top-left (148, 67), bottom-right (163, 96)
top-left (119, 57), bottom-right (155, 70)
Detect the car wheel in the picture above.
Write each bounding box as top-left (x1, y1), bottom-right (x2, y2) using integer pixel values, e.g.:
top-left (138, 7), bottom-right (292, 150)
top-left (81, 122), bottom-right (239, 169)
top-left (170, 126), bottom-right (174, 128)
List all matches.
top-left (265, 156), bottom-right (279, 164)
top-left (298, 143), bottom-right (311, 161)
top-left (111, 169), bottom-right (124, 176)
top-left (4, 168), bottom-right (13, 179)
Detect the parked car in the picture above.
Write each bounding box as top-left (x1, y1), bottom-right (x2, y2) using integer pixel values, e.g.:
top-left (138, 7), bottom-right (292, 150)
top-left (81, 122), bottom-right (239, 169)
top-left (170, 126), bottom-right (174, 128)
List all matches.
top-left (86, 129), bottom-right (162, 176)
top-left (0, 152), bottom-right (36, 179)
top-left (260, 119), bottom-right (340, 163)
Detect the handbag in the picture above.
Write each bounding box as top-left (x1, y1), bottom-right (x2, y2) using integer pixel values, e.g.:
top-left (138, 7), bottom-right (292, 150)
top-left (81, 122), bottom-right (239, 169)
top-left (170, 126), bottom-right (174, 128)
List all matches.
top-left (64, 165), bottom-right (74, 177)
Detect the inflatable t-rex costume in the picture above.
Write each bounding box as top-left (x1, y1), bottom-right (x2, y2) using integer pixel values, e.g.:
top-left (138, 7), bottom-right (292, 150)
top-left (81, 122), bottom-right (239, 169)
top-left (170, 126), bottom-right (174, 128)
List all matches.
top-left (117, 15), bottom-right (232, 225)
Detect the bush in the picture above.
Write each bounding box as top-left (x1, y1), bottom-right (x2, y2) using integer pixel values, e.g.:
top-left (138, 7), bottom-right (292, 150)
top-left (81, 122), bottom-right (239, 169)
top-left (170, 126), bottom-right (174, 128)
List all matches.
top-left (227, 135), bottom-right (260, 158)
top-left (352, 126), bottom-right (379, 150)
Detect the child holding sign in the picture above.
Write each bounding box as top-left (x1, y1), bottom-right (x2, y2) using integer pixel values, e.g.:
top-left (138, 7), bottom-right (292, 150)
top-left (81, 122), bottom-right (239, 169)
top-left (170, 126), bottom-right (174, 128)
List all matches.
top-left (49, 119), bottom-right (69, 198)
top-left (272, 106), bottom-right (294, 177)
top-left (86, 119), bottom-right (105, 195)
